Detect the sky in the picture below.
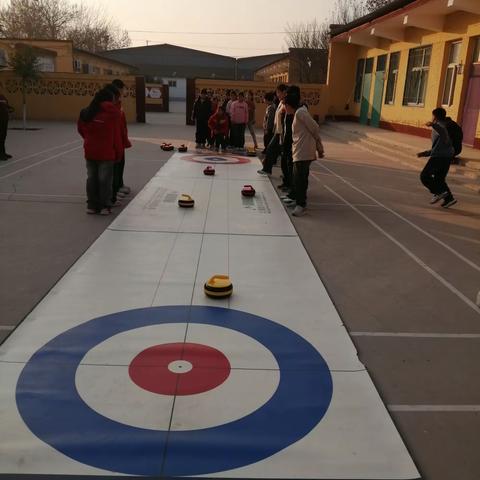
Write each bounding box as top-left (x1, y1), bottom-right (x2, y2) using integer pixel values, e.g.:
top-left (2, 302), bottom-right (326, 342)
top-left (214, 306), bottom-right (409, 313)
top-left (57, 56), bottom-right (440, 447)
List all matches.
top-left (82, 0), bottom-right (337, 57)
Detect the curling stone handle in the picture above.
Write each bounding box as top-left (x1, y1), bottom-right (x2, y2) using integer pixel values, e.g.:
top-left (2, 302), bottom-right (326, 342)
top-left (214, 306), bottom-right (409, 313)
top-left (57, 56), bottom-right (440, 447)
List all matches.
top-left (209, 275), bottom-right (230, 284)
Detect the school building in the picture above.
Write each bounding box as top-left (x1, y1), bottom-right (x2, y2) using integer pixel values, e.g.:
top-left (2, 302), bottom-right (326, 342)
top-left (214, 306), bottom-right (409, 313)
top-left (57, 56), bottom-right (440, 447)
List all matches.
top-left (0, 38), bottom-right (136, 76)
top-left (328, 0), bottom-right (480, 148)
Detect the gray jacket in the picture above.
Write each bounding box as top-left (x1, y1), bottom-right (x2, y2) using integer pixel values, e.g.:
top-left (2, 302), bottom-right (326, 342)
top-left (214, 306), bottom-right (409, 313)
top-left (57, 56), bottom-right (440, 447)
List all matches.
top-left (425, 122), bottom-right (454, 158)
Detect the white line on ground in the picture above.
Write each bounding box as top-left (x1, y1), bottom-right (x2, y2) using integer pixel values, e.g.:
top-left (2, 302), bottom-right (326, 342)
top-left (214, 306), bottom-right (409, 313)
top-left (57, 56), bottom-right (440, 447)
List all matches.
top-left (388, 405), bottom-right (480, 412)
top-left (0, 146), bottom-right (82, 181)
top-left (0, 326), bottom-right (15, 331)
top-left (318, 163), bottom-right (480, 275)
top-left (320, 183), bottom-right (480, 315)
top-left (0, 140), bottom-right (80, 170)
top-left (350, 332), bottom-right (480, 339)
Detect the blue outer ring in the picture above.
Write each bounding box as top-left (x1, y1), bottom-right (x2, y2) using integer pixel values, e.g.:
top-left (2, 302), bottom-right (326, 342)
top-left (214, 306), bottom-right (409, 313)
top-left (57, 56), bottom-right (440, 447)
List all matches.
top-left (16, 306), bottom-right (333, 477)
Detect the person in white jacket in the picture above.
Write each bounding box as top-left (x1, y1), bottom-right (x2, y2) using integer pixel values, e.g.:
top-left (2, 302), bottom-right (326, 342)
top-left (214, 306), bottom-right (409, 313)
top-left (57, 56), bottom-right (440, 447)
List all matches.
top-left (282, 93), bottom-right (324, 217)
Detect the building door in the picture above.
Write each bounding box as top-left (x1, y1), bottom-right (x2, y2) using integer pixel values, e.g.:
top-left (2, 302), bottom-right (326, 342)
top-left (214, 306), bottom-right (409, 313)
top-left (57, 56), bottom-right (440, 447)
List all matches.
top-left (370, 55), bottom-right (387, 128)
top-left (359, 58), bottom-right (374, 125)
top-left (462, 39), bottom-right (480, 146)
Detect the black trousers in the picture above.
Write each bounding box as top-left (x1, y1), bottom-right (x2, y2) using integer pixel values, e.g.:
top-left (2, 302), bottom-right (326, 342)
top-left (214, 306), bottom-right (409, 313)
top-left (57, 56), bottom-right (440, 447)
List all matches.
top-left (281, 148), bottom-right (293, 188)
top-left (263, 132), bottom-right (274, 152)
top-left (231, 123), bottom-right (246, 148)
top-left (420, 156), bottom-right (452, 196)
top-left (195, 119), bottom-right (209, 145)
top-left (262, 134), bottom-right (282, 173)
top-left (291, 160), bottom-right (313, 208)
top-left (112, 155), bottom-right (125, 202)
top-left (86, 160), bottom-right (114, 211)
top-left (0, 116), bottom-right (8, 157)
top-left (215, 133), bottom-right (227, 150)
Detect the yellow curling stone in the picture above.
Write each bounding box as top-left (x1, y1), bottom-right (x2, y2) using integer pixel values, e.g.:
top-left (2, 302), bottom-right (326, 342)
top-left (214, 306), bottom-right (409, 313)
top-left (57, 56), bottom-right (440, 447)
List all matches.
top-left (204, 275), bottom-right (233, 299)
top-left (178, 194), bottom-right (195, 208)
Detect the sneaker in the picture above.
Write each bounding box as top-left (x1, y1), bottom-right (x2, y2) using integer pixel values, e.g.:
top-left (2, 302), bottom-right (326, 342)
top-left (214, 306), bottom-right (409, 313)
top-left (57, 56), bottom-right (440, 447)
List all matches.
top-left (86, 208), bottom-right (97, 215)
top-left (110, 200), bottom-right (122, 207)
top-left (283, 198), bottom-right (295, 205)
top-left (441, 197), bottom-right (457, 209)
top-left (430, 192), bottom-right (449, 204)
top-left (5, 154), bottom-right (12, 159)
top-left (98, 208), bottom-right (111, 216)
top-left (257, 170), bottom-right (270, 176)
top-left (119, 186), bottom-right (131, 195)
top-left (292, 205), bottom-right (307, 217)
top-left (117, 192), bottom-right (126, 199)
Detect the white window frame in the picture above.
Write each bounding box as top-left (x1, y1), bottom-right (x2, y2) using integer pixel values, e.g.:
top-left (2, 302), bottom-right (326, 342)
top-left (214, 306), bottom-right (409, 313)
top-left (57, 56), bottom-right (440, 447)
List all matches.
top-left (403, 46), bottom-right (432, 107)
top-left (473, 37), bottom-right (480, 64)
top-left (442, 41), bottom-right (462, 107)
top-left (385, 52), bottom-right (400, 105)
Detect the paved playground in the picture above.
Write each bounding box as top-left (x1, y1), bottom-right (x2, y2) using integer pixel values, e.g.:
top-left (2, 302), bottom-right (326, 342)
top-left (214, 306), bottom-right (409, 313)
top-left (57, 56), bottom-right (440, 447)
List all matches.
top-left (1, 113), bottom-right (480, 480)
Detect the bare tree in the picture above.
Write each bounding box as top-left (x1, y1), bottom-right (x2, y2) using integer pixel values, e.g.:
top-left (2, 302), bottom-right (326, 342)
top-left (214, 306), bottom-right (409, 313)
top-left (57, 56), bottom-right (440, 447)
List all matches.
top-left (8, 45), bottom-right (40, 129)
top-left (331, 0), bottom-right (368, 24)
top-left (285, 19), bottom-right (330, 51)
top-left (0, 0), bottom-right (130, 52)
top-left (365, 0), bottom-right (393, 13)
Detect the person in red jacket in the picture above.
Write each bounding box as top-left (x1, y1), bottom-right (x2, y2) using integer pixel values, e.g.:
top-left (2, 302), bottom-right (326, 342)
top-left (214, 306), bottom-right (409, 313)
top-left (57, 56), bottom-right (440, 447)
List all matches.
top-left (208, 105), bottom-right (230, 153)
top-left (78, 88), bottom-right (123, 215)
top-left (106, 82), bottom-right (132, 206)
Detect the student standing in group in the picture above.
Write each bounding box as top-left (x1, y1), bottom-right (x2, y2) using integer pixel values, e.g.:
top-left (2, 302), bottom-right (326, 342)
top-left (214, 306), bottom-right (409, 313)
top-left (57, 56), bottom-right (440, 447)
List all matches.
top-left (191, 89), bottom-right (212, 148)
top-left (230, 92), bottom-right (249, 149)
top-left (262, 92), bottom-right (276, 154)
top-left (111, 79), bottom-right (132, 197)
top-left (208, 105), bottom-right (230, 153)
top-left (0, 92), bottom-right (12, 161)
top-left (282, 92), bottom-right (324, 217)
top-left (105, 82), bottom-right (132, 207)
top-left (226, 90), bottom-right (237, 146)
top-left (78, 88), bottom-right (123, 215)
top-left (417, 107), bottom-right (457, 209)
top-left (207, 94), bottom-right (219, 149)
top-left (246, 91), bottom-right (259, 149)
top-left (258, 83), bottom-right (288, 175)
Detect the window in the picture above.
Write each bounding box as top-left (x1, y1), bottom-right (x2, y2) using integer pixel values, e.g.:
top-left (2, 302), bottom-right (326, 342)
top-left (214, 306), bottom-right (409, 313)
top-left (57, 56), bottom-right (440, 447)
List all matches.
top-left (376, 54), bottom-right (387, 72)
top-left (473, 37), bottom-right (480, 63)
top-left (91, 66), bottom-right (101, 74)
top-left (0, 49), bottom-right (7, 68)
top-left (403, 45), bottom-right (432, 106)
top-left (82, 63), bottom-right (89, 74)
top-left (103, 68), bottom-right (113, 75)
top-left (37, 55), bottom-right (55, 72)
top-left (73, 59), bottom-right (82, 72)
top-left (354, 59), bottom-right (365, 103)
top-left (385, 52), bottom-right (400, 105)
top-left (168, 80), bottom-right (177, 88)
top-left (442, 42), bottom-right (461, 106)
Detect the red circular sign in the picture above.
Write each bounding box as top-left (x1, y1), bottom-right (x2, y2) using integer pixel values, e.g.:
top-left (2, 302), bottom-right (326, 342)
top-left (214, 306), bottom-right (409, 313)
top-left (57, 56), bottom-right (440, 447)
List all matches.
top-left (129, 343), bottom-right (231, 396)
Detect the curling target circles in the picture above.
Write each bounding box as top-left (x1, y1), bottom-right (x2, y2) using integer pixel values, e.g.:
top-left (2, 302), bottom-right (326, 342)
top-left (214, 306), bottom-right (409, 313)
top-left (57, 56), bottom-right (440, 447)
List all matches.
top-left (16, 306), bottom-right (333, 477)
top-left (182, 153), bottom-right (250, 165)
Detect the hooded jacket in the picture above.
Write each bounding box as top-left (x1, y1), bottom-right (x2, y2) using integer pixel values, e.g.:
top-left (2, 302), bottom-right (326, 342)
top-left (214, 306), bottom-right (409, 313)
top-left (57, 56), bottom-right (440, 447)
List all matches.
top-left (77, 101), bottom-right (123, 162)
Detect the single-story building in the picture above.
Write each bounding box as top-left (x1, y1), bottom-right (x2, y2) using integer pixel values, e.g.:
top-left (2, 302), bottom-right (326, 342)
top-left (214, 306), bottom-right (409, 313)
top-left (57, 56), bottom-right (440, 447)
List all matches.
top-left (0, 38), bottom-right (136, 76)
top-left (255, 49), bottom-right (328, 84)
top-left (328, 0), bottom-right (480, 148)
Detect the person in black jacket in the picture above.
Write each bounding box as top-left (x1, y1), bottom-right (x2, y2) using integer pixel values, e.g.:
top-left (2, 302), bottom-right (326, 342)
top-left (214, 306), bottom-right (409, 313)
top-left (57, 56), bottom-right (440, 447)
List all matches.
top-left (0, 93), bottom-right (13, 161)
top-left (191, 89), bottom-right (212, 148)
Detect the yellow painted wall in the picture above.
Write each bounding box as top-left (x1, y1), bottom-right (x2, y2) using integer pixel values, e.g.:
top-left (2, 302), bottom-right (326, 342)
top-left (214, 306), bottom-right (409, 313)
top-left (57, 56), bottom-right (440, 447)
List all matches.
top-left (0, 39), bottom-right (74, 72)
top-left (0, 72), bottom-right (138, 122)
top-left (329, 11), bottom-right (480, 138)
top-left (195, 79), bottom-right (328, 126)
top-left (0, 39), bottom-right (133, 75)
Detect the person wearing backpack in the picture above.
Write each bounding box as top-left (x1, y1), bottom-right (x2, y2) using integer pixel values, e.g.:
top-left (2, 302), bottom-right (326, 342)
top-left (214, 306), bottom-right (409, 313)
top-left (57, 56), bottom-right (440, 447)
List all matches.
top-left (417, 108), bottom-right (457, 209)
top-left (445, 114), bottom-right (463, 163)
